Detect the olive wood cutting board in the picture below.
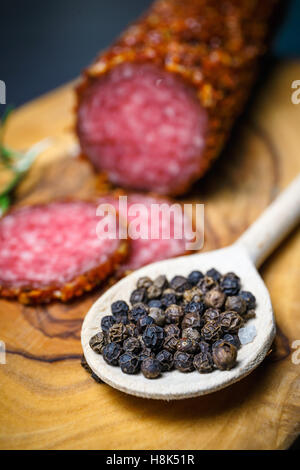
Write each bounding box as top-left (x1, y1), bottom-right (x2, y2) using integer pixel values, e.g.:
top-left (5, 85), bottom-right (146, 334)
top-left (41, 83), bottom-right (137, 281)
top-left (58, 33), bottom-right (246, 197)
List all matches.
top-left (0, 60), bottom-right (299, 450)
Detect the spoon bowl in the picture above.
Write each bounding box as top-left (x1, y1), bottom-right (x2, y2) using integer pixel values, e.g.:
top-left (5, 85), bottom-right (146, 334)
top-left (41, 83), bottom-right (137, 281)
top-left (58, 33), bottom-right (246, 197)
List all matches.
top-left (81, 175), bottom-right (300, 399)
top-left (81, 244), bottom-right (274, 400)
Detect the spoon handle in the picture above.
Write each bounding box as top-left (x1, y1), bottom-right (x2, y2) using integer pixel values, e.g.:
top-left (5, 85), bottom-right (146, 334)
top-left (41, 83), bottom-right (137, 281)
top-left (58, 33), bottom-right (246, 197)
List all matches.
top-left (236, 174), bottom-right (300, 267)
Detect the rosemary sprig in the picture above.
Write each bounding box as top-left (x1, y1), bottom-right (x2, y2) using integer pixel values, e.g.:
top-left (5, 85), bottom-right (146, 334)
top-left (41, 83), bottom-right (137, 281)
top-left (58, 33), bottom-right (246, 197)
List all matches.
top-left (0, 108), bottom-right (51, 216)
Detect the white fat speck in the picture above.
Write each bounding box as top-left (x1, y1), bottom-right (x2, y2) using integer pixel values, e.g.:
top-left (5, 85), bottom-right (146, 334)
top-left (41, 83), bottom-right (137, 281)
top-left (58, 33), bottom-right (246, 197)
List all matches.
top-left (20, 251), bottom-right (33, 261)
top-left (168, 162), bottom-right (180, 174)
top-left (160, 125), bottom-right (174, 137)
top-left (122, 66), bottom-right (133, 78)
top-left (164, 106), bottom-right (175, 117)
top-left (193, 136), bottom-right (204, 147)
top-left (238, 324), bottom-right (257, 345)
top-left (145, 133), bottom-right (155, 143)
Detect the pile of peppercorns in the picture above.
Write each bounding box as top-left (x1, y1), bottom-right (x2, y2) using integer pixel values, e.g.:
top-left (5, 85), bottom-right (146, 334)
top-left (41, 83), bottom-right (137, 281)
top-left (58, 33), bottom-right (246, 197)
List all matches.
top-left (88, 269), bottom-right (256, 379)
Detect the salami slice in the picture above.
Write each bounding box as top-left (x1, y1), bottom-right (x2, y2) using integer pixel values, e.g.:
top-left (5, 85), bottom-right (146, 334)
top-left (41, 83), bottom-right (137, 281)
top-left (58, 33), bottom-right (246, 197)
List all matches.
top-left (77, 0), bottom-right (277, 195)
top-left (98, 193), bottom-right (195, 272)
top-left (0, 201), bottom-right (128, 303)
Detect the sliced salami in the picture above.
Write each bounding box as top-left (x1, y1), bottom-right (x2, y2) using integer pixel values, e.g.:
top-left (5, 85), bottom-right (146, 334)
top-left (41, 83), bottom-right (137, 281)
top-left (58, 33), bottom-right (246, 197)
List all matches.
top-left (78, 63), bottom-right (207, 195)
top-left (77, 0), bottom-right (277, 195)
top-left (0, 201), bottom-right (128, 303)
top-left (97, 193), bottom-right (194, 272)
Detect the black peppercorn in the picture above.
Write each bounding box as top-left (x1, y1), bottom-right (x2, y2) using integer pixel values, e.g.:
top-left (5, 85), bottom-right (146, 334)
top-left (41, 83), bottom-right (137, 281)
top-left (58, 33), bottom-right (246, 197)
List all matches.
top-left (163, 335), bottom-right (179, 353)
top-left (141, 357), bottom-right (161, 379)
top-left (183, 286), bottom-right (202, 303)
top-left (161, 291), bottom-right (178, 307)
top-left (181, 312), bottom-right (201, 329)
top-left (165, 304), bottom-right (184, 324)
top-left (102, 342), bottom-right (123, 366)
top-left (182, 327), bottom-right (201, 342)
top-left (187, 270), bottom-right (204, 286)
top-left (225, 296), bottom-right (246, 315)
top-left (111, 300), bottom-right (129, 317)
top-left (137, 276), bottom-right (153, 289)
top-left (220, 272), bottom-right (241, 295)
top-left (204, 288), bottom-right (225, 309)
top-left (164, 287), bottom-right (182, 299)
top-left (91, 373), bottom-right (104, 384)
top-left (137, 315), bottom-right (155, 332)
top-left (212, 339), bottom-right (226, 350)
top-left (201, 320), bottom-right (222, 342)
top-left (101, 315), bottom-right (115, 333)
top-left (130, 288), bottom-right (148, 305)
top-left (240, 291), bottom-right (256, 310)
top-left (193, 351), bottom-right (214, 373)
top-left (174, 351), bottom-right (194, 372)
top-left (219, 311), bottom-right (243, 332)
top-left (119, 352), bottom-right (140, 374)
top-left (197, 276), bottom-right (217, 293)
top-left (164, 324), bottom-right (181, 338)
top-left (212, 341), bottom-right (237, 370)
top-left (111, 300), bottom-right (129, 324)
top-left (153, 274), bottom-right (168, 290)
top-left (89, 332), bottom-right (106, 354)
top-left (206, 268), bottom-right (221, 282)
top-left (81, 354), bottom-right (91, 373)
top-left (147, 284), bottom-right (163, 299)
top-left (128, 303), bottom-right (149, 322)
top-left (123, 337), bottom-right (142, 354)
top-left (142, 325), bottom-right (165, 350)
top-left (177, 338), bottom-right (199, 354)
top-left (148, 299), bottom-right (163, 309)
top-left (156, 349), bottom-right (174, 371)
top-left (223, 334), bottom-right (241, 349)
top-left (88, 268), bottom-right (258, 379)
top-left (199, 341), bottom-right (211, 353)
top-left (126, 323), bottom-right (139, 337)
top-left (244, 309), bottom-right (256, 320)
top-left (203, 308), bottom-right (221, 323)
top-left (81, 356), bottom-right (104, 383)
top-left (139, 348), bottom-right (155, 362)
top-left (108, 323), bottom-right (129, 343)
top-left (170, 275), bottom-right (192, 293)
top-left (184, 301), bottom-right (205, 315)
top-left (149, 307), bottom-right (166, 326)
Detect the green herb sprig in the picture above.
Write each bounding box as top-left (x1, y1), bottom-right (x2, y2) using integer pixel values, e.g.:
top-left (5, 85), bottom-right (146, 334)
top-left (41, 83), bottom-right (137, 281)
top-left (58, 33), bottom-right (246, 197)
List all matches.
top-left (0, 108), bottom-right (51, 216)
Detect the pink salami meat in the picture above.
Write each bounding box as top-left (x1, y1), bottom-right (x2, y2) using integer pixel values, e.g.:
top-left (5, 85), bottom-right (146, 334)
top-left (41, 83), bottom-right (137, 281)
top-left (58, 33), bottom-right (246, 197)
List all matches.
top-left (98, 193), bottom-right (194, 272)
top-left (77, 0), bottom-right (277, 195)
top-left (0, 201), bottom-right (128, 303)
top-left (78, 63), bottom-right (207, 195)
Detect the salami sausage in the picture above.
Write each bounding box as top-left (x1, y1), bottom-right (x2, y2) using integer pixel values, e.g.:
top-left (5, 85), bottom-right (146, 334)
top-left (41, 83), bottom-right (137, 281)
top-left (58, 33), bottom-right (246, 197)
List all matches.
top-left (0, 201), bottom-right (128, 303)
top-left (77, 0), bottom-right (277, 195)
top-left (98, 193), bottom-right (194, 272)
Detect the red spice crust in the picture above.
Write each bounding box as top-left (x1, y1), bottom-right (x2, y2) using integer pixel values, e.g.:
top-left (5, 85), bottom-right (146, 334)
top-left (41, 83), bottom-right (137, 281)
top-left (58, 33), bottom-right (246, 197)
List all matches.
top-left (0, 241), bottom-right (128, 304)
top-left (76, 0), bottom-right (277, 195)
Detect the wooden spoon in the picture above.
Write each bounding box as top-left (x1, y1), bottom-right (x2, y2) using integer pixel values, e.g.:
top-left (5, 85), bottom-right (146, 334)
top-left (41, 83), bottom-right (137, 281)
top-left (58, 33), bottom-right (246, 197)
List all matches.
top-left (81, 175), bottom-right (300, 400)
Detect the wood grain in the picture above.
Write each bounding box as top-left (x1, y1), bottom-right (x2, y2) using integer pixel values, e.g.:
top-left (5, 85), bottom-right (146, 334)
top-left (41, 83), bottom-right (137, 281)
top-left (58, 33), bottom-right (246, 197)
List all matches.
top-left (0, 61), bottom-right (299, 450)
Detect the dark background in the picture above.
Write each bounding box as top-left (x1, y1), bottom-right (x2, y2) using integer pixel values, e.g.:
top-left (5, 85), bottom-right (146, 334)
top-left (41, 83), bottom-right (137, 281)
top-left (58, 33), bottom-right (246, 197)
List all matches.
top-left (0, 0), bottom-right (300, 106)
top-left (0, 0), bottom-right (299, 450)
